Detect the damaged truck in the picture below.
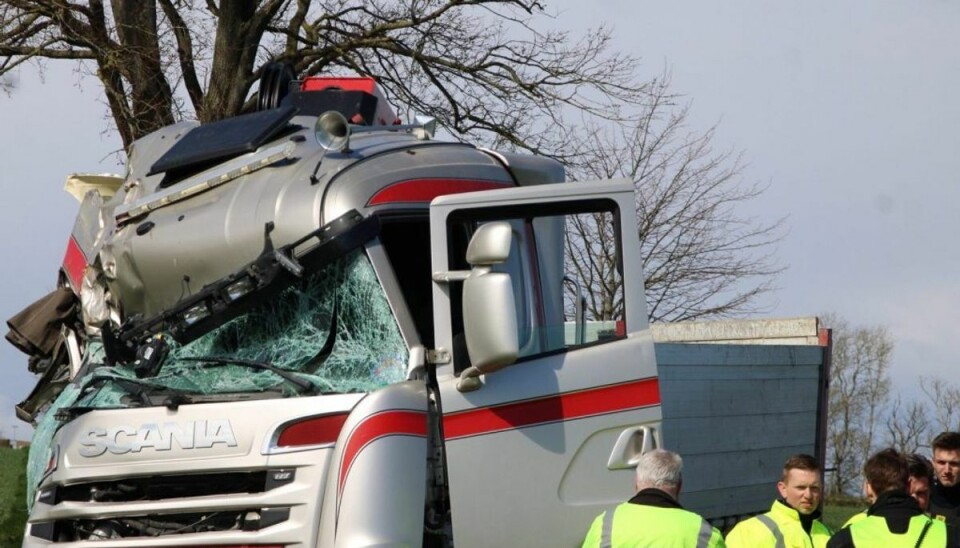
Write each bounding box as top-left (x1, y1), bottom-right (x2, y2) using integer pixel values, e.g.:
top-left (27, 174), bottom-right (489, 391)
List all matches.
top-left (7, 68), bottom-right (831, 546)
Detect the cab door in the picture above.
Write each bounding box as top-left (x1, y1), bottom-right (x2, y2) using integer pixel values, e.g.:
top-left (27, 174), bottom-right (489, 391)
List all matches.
top-left (429, 179), bottom-right (663, 546)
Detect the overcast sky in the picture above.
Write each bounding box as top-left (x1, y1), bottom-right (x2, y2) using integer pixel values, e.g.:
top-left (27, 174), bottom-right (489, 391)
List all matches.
top-left (550, 0), bottom-right (960, 404)
top-left (1, 0), bottom-right (958, 440)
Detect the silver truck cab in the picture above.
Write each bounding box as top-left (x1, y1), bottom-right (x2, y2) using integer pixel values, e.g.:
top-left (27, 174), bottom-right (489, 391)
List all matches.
top-left (17, 76), bottom-right (661, 546)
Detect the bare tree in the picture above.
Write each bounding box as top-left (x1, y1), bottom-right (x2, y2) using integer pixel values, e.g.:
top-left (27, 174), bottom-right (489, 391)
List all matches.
top-left (1, 2), bottom-right (781, 319)
top-left (0, 1), bottom-right (646, 154)
top-left (0, 70), bottom-right (12, 92)
top-left (564, 77), bottom-right (783, 322)
top-left (564, 211), bottom-right (621, 320)
top-left (920, 375), bottom-right (960, 434)
top-left (823, 313), bottom-right (893, 496)
top-left (885, 396), bottom-right (930, 455)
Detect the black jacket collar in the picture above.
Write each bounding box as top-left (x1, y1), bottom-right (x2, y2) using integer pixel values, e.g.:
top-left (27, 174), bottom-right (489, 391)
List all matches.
top-left (931, 479), bottom-right (960, 517)
top-left (866, 489), bottom-right (925, 534)
top-left (628, 488), bottom-right (684, 509)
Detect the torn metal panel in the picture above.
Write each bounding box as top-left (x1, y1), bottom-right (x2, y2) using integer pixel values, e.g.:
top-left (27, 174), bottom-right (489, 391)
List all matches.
top-left (80, 267), bottom-right (112, 329)
top-left (64, 174), bottom-right (124, 203)
top-left (101, 138), bottom-right (313, 320)
top-left (120, 121), bottom-right (200, 199)
top-left (114, 140), bottom-right (296, 224)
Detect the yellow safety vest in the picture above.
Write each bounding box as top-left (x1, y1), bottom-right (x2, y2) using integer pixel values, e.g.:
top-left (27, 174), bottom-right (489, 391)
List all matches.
top-left (725, 500), bottom-right (831, 548)
top-left (582, 502), bottom-right (725, 548)
top-left (842, 511), bottom-right (867, 529)
top-left (848, 514), bottom-right (947, 547)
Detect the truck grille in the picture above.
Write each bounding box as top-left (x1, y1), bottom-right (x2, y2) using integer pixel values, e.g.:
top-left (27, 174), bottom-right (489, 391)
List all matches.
top-left (30, 507), bottom-right (290, 541)
top-left (43, 469), bottom-right (294, 504)
top-left (30, 469), bottom-right (298, 541)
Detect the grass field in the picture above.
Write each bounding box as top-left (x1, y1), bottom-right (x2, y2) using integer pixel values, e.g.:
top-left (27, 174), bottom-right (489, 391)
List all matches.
top-left (822, 498), bottom-right (867, 532)
top-left (0, 446), bottom-right (29, 546)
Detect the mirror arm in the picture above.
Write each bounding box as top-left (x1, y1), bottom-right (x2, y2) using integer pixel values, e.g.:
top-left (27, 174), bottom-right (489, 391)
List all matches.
top-left (432, 271), bottom-right (471, 283)
top-left (456, 366), bottom-right (483, 393)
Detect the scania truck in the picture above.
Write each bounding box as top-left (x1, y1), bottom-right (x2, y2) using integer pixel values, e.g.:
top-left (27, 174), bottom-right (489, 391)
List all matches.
top-left (7, 69), bottom-right (830, 546)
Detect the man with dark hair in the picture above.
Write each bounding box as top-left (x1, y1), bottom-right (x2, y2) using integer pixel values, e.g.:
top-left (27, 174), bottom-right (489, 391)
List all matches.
top-left (828, 448), bottom-right (957, 547)
top-left (581, 449), bottom-right (725, 547)
top-left (843, 452), bottom-right (936, 528)
top-left (931, 432), bottom-right (960, 518)
top-left (726, 454), bottom-right (831, 548)
top-left (909, 453), bottom-right (935, 513)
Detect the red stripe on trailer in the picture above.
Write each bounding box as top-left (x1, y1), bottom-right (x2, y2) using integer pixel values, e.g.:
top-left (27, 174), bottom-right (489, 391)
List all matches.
top-left (367, 179), bottom-right (511, 206)
top-left (443, 377), bottom-right (660, 440)
top-left (62, 236), bottom-right (87, 291)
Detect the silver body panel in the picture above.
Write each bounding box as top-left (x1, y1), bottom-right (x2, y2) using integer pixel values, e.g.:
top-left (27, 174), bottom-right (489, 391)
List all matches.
top-left (428, 181), bottom-right (661, 546)
top-left (317, 382), bottom-right (428, 548)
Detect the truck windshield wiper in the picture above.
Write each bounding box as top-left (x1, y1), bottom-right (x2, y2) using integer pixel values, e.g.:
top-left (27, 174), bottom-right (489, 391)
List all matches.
top-left (177, 356), bottom-right (316, 393)
top-left (56, 375), bottom-right (192, 421)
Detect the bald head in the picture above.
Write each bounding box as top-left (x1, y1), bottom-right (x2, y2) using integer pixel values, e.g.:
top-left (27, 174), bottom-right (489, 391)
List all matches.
top-left (635, 449), bottom-right (683, 498)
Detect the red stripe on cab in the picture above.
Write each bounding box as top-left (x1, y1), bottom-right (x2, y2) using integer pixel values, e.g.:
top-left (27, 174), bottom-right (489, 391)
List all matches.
top-left (443, 377), bottom-right (660, 440)
top-left (337, 410), bottom-right (427, 498)
top-left (367, 179), bottom-right (510, 205)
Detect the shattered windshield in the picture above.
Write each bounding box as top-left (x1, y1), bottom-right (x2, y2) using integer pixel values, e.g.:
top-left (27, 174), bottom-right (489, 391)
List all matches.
top-left (27, 250), bottom-right (407, 505)
top-left (93, 249), bottom-right (408, 403)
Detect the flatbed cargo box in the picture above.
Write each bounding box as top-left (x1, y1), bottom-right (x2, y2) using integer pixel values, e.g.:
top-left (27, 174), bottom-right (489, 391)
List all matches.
top-left (651, 317), bottom-right (831, 528)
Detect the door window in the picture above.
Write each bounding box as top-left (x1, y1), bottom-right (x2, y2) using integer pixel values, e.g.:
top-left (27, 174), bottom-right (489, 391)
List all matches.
top-left (447, 199), bottom-right (625, 363)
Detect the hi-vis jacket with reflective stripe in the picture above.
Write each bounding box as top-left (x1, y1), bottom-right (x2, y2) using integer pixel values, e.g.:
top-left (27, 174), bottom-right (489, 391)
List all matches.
top-left (725, 499), bottom-right (831, 548)
top-left (849, 515), bottom-right (946, 547)
top-left (826, 490), bottom-right (959, 548)
top-left (581, 488), bottom-right (725, 548)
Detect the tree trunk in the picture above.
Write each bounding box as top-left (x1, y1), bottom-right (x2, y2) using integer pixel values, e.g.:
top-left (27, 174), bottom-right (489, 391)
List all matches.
top-left (111, 0), bottom-right (175, 140)
top-left (202, 1), bottom-right (261, 122)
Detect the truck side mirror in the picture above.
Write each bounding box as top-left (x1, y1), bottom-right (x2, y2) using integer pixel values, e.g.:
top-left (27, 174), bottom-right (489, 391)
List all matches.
top-left (458, 223), bottom-right (518, 391)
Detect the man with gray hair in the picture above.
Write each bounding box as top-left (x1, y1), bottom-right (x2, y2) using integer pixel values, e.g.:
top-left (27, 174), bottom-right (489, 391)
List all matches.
top-left (581, 449), bottom-right (725, 547)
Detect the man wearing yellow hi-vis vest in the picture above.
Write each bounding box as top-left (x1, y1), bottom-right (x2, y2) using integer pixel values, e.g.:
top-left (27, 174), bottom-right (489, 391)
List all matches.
top-left (581, 449), bottom-right (725, 547)
top-left (725, 454), bottom-right (832, 548)
top-left (827, 448), bottom-right (960, 548)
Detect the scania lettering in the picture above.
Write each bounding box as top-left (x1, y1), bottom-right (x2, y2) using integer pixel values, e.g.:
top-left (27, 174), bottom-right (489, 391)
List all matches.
top-left (8, 66), bottom-right (829, 546)
top-left (78, 419), bottom-right (238, 457)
